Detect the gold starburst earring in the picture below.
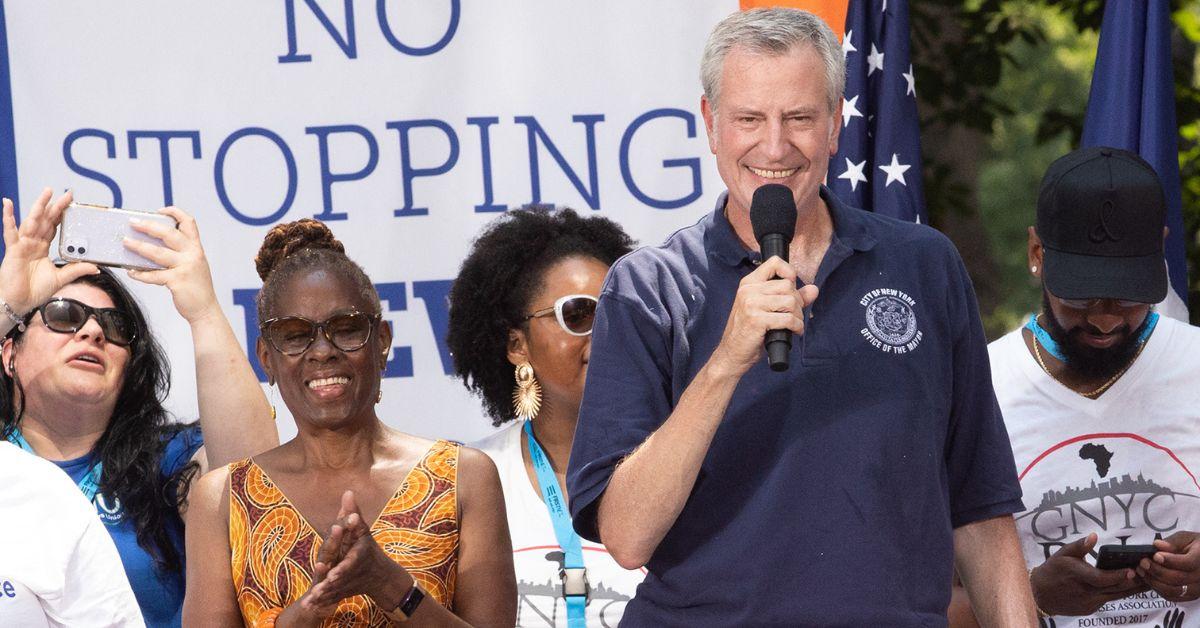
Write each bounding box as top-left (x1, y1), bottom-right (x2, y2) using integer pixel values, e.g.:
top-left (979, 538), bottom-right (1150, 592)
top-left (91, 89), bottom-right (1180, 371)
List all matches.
top-left (512, 362), bottom-right (542, 421)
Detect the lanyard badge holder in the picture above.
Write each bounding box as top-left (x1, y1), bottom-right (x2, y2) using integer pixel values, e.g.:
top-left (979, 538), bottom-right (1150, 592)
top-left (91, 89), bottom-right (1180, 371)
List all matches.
top-left (524, 420), bottom-right (589, 627)
top-left (1025, 311), bottom-right (1159, 362)
top-left (8, 428), bottom-right (103, 501)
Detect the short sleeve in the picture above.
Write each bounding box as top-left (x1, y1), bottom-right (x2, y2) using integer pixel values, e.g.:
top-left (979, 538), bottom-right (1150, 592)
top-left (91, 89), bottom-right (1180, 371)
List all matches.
top-left (160, 424), bottom-right (205, 477)
top-left (943, 249), bottom-right (1024, 527)
top-left (567, 275), bottom-right (675, 543)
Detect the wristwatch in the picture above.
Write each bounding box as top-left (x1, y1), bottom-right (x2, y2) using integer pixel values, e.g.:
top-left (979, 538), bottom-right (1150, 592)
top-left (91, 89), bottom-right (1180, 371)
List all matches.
top-left (381, 579), bottom-right (425, 622)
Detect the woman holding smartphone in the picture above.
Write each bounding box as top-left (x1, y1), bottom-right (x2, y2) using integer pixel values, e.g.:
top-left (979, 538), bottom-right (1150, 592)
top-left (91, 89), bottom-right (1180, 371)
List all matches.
top-left (0, 189), bottom-right (278, 627)
top-left (183, 218), bottom-right (516, 626)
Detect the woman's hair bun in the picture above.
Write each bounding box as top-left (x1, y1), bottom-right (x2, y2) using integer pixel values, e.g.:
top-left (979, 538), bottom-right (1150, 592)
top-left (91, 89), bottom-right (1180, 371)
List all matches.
top-left (254, 218), bottom-right (346, 281)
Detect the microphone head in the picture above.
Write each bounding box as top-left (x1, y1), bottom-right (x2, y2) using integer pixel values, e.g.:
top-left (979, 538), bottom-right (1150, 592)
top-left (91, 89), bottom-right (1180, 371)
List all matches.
top-left (750, 184), bottom-right (798, 243)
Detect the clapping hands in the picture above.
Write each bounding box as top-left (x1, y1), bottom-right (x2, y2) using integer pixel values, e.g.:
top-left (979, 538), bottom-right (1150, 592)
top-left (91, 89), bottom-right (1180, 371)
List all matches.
top-left (285, 490), bottom-right (413, 624)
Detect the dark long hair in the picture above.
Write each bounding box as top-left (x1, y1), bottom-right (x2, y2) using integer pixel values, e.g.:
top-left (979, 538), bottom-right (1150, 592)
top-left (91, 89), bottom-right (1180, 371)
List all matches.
top-left (0, 268), bottom-right (199, 574)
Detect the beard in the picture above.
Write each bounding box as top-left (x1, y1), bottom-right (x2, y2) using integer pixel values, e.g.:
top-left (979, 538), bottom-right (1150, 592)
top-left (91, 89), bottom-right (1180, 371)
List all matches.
top-left (1041, 292), bottom-right (1146, 381)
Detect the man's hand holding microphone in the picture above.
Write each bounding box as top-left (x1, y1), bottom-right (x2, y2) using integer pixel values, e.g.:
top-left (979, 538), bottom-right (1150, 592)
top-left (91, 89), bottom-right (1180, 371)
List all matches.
top-left (711, 184), bottom-right (818, 377)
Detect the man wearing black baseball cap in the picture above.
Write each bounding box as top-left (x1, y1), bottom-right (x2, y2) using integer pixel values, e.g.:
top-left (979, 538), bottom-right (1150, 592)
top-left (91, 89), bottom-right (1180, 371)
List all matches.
top-left (983, 146), bottom-right (1200, 626)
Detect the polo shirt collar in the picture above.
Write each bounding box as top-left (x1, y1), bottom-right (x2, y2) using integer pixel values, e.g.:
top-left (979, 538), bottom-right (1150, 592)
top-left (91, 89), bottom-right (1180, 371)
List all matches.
top-left (705, 186), bottom-right (878, 268)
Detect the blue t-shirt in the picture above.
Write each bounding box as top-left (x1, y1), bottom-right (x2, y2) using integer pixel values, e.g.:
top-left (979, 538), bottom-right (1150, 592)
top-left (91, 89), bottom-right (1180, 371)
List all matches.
top-left (567, 188), bottom-right (1023, 626)
top-left (55, 425), bottom-right (203, 628)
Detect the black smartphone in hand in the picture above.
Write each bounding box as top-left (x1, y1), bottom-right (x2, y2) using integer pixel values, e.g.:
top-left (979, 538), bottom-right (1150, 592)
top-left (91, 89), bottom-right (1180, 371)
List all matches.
top-left (1096, 544), bottom-right (1157, 570)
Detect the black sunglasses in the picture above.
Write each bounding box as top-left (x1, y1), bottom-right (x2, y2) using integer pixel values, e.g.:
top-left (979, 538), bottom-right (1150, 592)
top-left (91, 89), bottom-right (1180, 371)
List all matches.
top-left (28, 298), bottom-right (137, 347)
top-left (259, 312), bottom-right (381, 356)
top-left (1053, 296), bottom-right (1150, 310)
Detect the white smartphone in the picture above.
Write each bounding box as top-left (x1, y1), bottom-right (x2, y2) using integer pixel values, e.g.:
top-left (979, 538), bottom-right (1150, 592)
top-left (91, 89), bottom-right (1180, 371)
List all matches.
top-left (58, 203), bottom-right (178, 271)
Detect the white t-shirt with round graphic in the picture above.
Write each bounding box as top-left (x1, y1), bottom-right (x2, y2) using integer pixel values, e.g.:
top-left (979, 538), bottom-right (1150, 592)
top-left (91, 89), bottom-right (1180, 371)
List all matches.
top-left (0, 442), bottom-right (144, 627)
top-left (475, 422), bottom-right (645, 628)
top-left (990, 316), bottom-right (1200, 627)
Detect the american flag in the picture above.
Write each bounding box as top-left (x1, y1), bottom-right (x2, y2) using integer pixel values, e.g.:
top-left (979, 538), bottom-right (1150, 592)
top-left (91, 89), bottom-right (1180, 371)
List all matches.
top-left (827, 0), bottom-right (927, 224)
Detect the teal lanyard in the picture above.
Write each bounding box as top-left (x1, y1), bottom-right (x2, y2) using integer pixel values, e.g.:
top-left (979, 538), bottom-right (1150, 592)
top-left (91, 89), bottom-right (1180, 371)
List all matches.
top-left (523, 420), bottom-right (587, 627)
top-left (1025, 311), bottom-right (1159, 362)
top-left (7, 429), bottom-right (103, 502)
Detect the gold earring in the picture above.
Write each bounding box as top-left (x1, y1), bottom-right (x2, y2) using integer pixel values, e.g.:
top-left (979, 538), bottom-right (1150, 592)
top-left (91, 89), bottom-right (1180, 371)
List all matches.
top-left (512, 362), bottom-right (541, 421)
top-left (267, 380), bottom-right (277, 421)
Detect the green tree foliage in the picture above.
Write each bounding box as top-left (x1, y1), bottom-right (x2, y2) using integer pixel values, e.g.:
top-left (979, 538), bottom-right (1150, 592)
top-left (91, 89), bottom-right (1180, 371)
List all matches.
top-left (912, 0), bottom-right (1200, 337)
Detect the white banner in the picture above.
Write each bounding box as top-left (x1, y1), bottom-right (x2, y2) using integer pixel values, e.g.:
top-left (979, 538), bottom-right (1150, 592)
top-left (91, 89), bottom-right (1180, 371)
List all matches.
top-left (1, 1), bottom-right (740, 443)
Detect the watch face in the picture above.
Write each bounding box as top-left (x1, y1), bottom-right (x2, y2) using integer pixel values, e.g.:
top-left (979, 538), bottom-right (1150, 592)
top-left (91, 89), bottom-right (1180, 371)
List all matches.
top-left (400, 585), bottom-right (426, 616)
top-left (384, 582), bottom-right (425, 621)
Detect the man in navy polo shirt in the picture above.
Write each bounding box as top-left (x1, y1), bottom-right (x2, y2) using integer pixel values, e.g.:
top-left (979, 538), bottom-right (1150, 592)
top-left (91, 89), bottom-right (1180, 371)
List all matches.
top-left (566, 8), bottom-right (1036, 625)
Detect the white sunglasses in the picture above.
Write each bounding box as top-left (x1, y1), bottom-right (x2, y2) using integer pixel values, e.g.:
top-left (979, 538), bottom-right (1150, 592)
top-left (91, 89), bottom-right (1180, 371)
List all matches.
top-left (524, 294), bottom-right (598, 336)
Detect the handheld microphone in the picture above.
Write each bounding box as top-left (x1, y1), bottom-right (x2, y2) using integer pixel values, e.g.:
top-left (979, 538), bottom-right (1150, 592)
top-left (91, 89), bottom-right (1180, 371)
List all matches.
top-left (750, 184), bottom-right (798, 372)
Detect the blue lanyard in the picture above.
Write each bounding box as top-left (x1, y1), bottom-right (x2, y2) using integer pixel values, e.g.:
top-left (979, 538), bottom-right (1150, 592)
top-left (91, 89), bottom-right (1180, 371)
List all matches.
top-left (7, 429), bottom-right (103, 502)
top-left (523, 420), bottom-right (587, 627)
top-left (1025, 311), bottom-right (1160, 362)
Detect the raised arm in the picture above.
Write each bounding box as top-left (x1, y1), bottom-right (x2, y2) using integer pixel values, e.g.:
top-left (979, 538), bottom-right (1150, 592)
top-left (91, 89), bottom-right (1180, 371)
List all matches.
top-left (594, 257), bottom-right (815, 568)
top-left (124, 207), bottom-right (277, 472)
top-left (0, 190), bottom-right (100, 336)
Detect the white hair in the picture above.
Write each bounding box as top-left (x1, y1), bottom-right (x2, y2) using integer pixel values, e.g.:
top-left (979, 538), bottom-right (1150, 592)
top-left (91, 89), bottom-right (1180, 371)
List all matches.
top-left (700, 8), bottom-right (846, 113)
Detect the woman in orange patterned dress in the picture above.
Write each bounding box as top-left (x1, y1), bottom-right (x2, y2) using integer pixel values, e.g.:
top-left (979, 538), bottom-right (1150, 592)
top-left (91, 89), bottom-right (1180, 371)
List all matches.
top-left (182, 220), bottom-right (516, 627)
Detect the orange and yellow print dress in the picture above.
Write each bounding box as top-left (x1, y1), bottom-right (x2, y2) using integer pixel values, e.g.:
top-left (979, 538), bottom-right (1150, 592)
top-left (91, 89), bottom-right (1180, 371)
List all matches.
top-left (228, 440), bottom-right (460, 626)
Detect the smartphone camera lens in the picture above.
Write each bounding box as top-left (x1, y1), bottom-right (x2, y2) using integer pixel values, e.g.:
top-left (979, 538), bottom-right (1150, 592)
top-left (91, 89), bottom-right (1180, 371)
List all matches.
top-left (78, 247), bottom-right (87, 254)
top-left (67, 245), bottom-right (76, 253)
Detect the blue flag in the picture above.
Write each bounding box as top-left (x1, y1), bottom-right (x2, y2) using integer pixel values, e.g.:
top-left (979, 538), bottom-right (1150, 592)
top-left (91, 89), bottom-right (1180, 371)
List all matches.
top-left (0, 1), bottom-right (18, 259)
top-left (828, 0), bottom-right (926, 223)
top-left (1082, 0), bottom-right (1190, 319)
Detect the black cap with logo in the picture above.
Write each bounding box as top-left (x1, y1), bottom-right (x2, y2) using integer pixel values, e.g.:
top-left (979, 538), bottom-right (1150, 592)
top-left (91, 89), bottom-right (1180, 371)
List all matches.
top-left (1036, 146), bottom-right (1167, 303)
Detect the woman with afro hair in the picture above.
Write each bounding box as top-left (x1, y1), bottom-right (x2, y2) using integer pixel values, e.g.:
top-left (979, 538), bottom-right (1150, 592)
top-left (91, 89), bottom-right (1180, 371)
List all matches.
top-left (447, 205), bottom-right (644, 626)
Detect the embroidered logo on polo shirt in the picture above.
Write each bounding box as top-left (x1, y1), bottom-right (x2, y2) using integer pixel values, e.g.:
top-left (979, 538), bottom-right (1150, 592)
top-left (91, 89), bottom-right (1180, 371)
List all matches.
top-left (859, 288), bottom-right (923, 354)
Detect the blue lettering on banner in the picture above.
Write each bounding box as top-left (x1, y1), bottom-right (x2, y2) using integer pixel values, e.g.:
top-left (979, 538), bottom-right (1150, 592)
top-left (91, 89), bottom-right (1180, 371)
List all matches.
top-left (58, 109), bottom-right (704, 220)
top-left (619, 108), bottom-right (703, 210)
top-left (376, 282), bottom-right (414, 378)
top-left (231, 288), bottom-right (267, 381)
top-left (387, 119), bottom-right (459, 217)
top-left (515, 114), bottom-right (604, 210)
top-left (63, 129), bottom-right (123, 207)
top-left (233, 280), bottom-right (453, 382)
top-left (465, 116), bottom-right (505, 213)
top-left (214, 127), bottom-right (298, 226)
top-left (128, 130), bottom-right (201, 206)
top-left (376, 0), bottom-right (459, 57)
top-left (411, 279), bottom-right (454, 375)
top-left (306, 124), bottom-right (379, 221)
top-left (2, 580), bottom-right (14, 597)
top-left (279, 0), bottom-right (459, 63)
top-left (279, 0), bottom-right (357, 63)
